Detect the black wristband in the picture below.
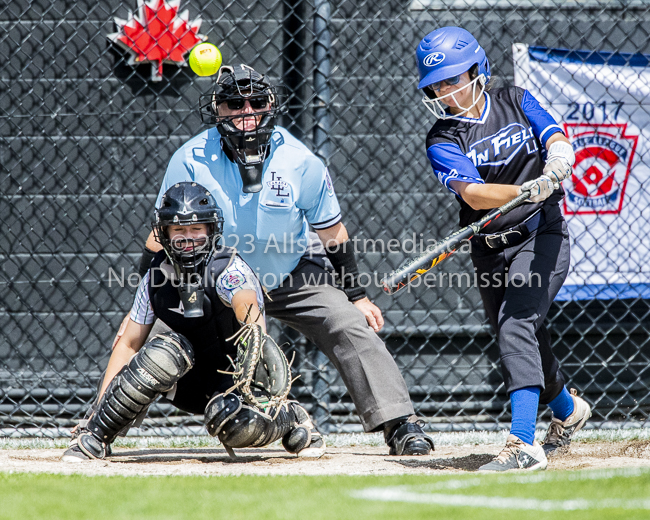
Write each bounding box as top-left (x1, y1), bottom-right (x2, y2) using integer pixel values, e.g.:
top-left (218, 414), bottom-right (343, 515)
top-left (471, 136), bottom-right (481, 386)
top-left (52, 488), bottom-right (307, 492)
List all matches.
top-left (324, 239), bottom-right (367, 302)
top-left (138, 247), bottom-right (157, 277)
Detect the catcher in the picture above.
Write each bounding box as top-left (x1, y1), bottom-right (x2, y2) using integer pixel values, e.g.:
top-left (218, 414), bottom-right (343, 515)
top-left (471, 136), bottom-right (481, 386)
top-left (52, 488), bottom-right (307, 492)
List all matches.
top-left (62, 182), bottom-right (324, 462)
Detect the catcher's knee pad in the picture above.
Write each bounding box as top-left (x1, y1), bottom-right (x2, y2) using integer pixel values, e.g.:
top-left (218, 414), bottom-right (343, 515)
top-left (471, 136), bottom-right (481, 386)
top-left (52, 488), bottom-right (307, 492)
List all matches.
top-left (87, 332), bottom-right (194, 444)
top-left (132, 332), bottom-right (195, 392)
top-left (207, 394), bottom-right (294, 449)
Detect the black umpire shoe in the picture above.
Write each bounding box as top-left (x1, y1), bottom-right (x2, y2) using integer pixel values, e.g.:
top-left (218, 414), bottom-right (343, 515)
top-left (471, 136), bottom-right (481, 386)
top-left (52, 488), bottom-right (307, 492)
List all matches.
top-left (384, 416), bottom-right (434, 456)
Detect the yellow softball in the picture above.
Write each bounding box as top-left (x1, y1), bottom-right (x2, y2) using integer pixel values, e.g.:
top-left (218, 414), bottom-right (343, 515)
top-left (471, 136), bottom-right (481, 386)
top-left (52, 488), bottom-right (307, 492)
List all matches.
top-left (188, 43), bottom-right (223, 77)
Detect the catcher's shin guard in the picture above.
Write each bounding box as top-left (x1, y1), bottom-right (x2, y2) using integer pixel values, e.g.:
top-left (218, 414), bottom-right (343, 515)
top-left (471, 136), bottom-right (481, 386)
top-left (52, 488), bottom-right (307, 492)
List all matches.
top-left (86, 332), bottom-right (194, 445)
top-left (205, 393), bottom-right (243, 438)
top-left (76, 430), bottom-right (109, 460)
top-left (282, 403), bottom-right (325, 457)
top-left (205, 393), bottom-right (294, 449)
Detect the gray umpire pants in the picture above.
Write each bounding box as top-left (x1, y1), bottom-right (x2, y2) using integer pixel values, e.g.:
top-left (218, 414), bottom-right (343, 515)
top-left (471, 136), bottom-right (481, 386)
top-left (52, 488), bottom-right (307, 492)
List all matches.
top-left (265, 256), bottom-right (414, 432)
top-left (470, 205), bottom-right (570, 405)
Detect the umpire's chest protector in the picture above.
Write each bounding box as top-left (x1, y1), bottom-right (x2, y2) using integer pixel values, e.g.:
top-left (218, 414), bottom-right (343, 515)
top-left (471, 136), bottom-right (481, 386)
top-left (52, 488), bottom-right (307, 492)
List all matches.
top-left (148, 249), bottom-right (240, 369)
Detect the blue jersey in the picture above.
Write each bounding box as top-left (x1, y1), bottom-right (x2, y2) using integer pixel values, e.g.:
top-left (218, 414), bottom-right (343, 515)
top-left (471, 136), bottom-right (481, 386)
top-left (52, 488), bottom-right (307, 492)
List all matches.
top-left (426, 87), bottom-right (565, 232)
top-left (157, 126), bottom-right (341, 290)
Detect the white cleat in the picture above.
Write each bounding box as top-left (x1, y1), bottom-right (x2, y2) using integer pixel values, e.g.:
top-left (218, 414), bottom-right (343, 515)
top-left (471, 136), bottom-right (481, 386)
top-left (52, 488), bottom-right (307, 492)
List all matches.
top-left (479, 434), bottom-right (548, 472)
top-left (61, 441), bottom-right (93, 463)
top-left (296, 435), bottom-right (326, 459)
top-left (543, 388), bottom-right (592, 457)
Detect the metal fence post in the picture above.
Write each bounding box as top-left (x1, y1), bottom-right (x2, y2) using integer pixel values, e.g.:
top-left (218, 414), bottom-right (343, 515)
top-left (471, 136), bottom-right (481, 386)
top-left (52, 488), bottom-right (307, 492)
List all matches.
top-left (311, 0), bottom-right (333, 433)
top-left (282, 0), bottom-right (307, 141)
top-left (313, 0), bottom-right (332, 161)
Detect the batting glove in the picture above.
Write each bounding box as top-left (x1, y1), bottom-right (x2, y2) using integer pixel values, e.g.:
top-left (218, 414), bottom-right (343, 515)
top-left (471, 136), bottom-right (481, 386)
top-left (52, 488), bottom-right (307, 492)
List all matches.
top-left (543, 141), bottom-right (575, 184)
top-left (519, 175), bottom-right (556, 203)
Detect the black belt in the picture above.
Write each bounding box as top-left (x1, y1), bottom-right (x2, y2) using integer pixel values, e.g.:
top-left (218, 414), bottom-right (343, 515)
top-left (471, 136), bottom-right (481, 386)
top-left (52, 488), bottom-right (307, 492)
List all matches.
top-left (474, 209), bottom-right (544, 249)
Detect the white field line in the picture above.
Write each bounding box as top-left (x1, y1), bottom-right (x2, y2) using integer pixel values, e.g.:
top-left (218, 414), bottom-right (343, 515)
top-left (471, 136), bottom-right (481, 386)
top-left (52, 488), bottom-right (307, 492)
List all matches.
top-left (352, 467), bottom-right (650, 511)
top-left (413, 466), bottom-right (650, 491)
top-left (352, 487), bottom-right (650, 511)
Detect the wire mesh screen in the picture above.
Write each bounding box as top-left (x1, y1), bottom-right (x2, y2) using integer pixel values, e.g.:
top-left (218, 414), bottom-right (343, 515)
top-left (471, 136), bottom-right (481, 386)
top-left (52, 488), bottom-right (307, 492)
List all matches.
top-left (2, 0), bottom-right (650, 436)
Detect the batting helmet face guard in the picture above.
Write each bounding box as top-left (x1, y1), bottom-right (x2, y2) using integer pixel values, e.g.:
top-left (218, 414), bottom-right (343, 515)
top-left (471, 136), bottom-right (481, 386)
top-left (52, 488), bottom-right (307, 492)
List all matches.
top-left (199, 64), bottom-right (286, 192)
top-left (416, 27), bottom-right (491, 119)
top-left (153, 182), bottom-right (225, 276)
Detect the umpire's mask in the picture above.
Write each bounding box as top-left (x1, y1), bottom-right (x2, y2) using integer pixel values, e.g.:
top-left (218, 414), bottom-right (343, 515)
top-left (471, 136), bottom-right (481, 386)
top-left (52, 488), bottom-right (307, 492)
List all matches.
top-left (199, 64), bottom-right (286, 193)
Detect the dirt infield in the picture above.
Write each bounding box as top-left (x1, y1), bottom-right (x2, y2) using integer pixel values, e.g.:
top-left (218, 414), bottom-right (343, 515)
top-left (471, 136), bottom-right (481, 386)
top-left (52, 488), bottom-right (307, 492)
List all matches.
top-left (3, 440), bottom-right (650, 477)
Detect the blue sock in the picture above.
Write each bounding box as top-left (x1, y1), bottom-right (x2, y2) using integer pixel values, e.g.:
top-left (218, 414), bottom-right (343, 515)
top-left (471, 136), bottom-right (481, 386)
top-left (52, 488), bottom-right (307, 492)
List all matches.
top-left (510, 386), bottom-right (541, 445)
top-left (548, 387), bottom-right (575, 421)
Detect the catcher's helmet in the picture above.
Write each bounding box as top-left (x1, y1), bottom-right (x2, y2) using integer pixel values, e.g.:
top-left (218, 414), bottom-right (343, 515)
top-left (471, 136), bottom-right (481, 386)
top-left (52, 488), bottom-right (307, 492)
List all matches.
top-left (199, 64), bottom-right (285, 168)
top-left (416, 27), bottom-right (490, 119)
top-left (153, 182), bottom-right (224, 275)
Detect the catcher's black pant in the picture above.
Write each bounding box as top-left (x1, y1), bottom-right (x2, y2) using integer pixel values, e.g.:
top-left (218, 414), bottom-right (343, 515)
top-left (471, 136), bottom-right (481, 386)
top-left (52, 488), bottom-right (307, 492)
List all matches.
top-left (470, 204), bottom-right (570, 405)
top-left (265, 256), bottom-right (414, 432)
top-left (164, 351), bottom-right (235, 415)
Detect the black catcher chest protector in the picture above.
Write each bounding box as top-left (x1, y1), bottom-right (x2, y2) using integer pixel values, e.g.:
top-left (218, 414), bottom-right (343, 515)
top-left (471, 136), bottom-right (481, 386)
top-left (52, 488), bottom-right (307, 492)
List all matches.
top-left (148, 248), bottom-right (242, 369)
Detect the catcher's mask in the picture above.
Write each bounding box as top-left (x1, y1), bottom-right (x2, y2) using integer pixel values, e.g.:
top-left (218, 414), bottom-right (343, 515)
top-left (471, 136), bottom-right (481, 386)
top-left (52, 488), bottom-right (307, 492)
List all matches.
top-left (199, 64), bottom-right (286, 193)
top-left (153, 182), bottom-right (224, 317)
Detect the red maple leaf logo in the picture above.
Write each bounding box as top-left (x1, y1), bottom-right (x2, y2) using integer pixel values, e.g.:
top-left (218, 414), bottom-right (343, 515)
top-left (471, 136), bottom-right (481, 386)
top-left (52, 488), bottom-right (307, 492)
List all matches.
top-left (108, 0), bottom-right (206, 81)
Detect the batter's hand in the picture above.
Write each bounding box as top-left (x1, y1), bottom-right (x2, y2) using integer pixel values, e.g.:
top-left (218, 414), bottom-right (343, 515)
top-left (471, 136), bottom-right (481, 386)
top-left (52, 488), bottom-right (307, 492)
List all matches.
top-left (354, 297), bottom-right (384, 332)
top-left (519, 175), bottom-right (556, 203)
top-left (543, 140), bottom-right (575, 184)
top-left (543, 157), bottom-right (572, 184)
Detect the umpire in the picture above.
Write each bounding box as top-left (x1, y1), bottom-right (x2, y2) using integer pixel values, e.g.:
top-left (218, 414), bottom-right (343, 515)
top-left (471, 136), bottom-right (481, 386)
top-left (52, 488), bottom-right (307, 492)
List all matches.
top-left (129, 64), bottom-right (434, 456)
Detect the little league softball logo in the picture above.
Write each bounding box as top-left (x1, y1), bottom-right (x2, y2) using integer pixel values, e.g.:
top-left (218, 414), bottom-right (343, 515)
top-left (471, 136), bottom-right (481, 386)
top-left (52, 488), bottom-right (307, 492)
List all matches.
top-left (108, 0), bottom-right (206, 81)
top-left (223, 271), bottom-right (245, 290)
top-left (563, 123), bottom-right (638, 215)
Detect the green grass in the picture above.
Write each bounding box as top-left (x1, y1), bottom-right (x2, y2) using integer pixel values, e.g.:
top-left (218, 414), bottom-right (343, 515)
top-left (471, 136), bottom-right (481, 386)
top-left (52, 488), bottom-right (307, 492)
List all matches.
top-left (2, 468), bottom-right (650, 520)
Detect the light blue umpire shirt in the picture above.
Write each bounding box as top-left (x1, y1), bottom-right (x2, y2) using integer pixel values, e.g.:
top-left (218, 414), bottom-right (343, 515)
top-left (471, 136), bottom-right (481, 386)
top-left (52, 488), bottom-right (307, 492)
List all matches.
top-left (156, 126), bottom-right (342, 291)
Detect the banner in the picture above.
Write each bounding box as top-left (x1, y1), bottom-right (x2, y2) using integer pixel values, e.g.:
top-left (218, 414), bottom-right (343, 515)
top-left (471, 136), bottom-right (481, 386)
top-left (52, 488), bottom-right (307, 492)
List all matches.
top-left (513, 44), bottom-right (650, 300)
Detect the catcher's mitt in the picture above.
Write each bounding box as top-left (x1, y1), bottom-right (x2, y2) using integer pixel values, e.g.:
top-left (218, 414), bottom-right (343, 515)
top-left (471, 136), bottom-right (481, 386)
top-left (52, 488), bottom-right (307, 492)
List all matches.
top-left (224, 323), bottom-right (292, 411)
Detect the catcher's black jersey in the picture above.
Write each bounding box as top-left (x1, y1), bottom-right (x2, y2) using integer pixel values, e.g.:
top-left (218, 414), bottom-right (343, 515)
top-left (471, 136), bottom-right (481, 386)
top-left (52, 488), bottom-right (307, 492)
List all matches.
top-left (148, 249), bottom-right (240, 371)
top-left (426, 86), bottom-right (565, 232)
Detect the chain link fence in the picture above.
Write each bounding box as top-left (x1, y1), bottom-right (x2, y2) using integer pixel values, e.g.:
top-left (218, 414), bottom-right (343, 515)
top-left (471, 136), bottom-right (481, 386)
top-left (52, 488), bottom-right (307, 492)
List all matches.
top-left (2, 0), bottom-right (649, 436)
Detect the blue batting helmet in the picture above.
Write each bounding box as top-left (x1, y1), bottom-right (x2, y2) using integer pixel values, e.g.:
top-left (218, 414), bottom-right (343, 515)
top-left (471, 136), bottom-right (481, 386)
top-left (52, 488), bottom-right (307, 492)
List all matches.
top-left (416, 27), bottom-right (491, 90)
